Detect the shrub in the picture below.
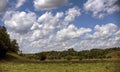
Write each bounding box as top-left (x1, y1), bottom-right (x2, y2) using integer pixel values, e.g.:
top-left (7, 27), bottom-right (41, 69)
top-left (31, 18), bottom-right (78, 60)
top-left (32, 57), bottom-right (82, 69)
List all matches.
top-left (107, 56), bottom-right (112, 58)
top-left (79, 57), bottom-right (83, 61)
top-left (66, 55), bottom-right (72, 61)
top-left (39, 54), bottom-right (46, 61)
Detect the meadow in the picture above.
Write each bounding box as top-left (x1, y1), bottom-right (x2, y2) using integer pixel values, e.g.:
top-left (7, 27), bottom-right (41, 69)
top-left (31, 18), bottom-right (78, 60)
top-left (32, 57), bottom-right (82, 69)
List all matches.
top-left (0, 62), bottom-right (120, 72)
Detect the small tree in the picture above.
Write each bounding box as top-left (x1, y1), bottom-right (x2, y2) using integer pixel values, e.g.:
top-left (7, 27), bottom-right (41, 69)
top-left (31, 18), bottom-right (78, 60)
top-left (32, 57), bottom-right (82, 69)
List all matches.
top-left (66, 55), bottom-right (72, 61)
top-left (39, 53), bottom-right (46, 61)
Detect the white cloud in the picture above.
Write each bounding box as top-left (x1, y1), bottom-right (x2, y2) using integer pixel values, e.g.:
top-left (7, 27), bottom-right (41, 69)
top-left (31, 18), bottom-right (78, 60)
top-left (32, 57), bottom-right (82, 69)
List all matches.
top-left (7, 23), bottom-right (120, 53)
top-left (3, 6), bottom-right (120, 53)
top-left (75, 23), bottom-right (119, 50)
top-left (59, 23), bottom-right (120, 51)
top-left (33, 12), bottom-right (64, 40)
top-left (115, 29), bottom-right (120, 46)
top-left (4, 11), bottom-right (36, 34)
top-left (33, 0), bottom-right (68, 10)
top-left (3, 7), bottom-right (82, 53)
top-left (64, 7), bottom-right (81, 22)
top-left (0, 0), bottom-right (7, 12)
top-left (16, 0), bottom-right (26, 8)
top-left (84, 23), bottom-right (118, 40)
top-left (84, 0), bottom-right (120, 18)
top-left (3, 6), bottom-right (80, 36)
top-left (93, 23), bottom-right (118, 39)
top-left (56, 24), bottom-right (91, 41)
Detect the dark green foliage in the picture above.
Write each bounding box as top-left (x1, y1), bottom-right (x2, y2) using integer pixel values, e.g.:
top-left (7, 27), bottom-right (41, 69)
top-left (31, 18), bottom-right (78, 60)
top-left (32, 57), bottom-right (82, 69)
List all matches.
top-left (0, 26), bottom-right (19, 59)
top-left (66, 55), bottom-right (72, 61)
top-left (39, 53), bottom-right (46, 61)
top-left (79, 56), bottom-right (83, 61)
top-left (10, 40), bottom-right (19, 53)
top-left (78, 50), bottom-right (90, 59)
top-left (0, 26), bottom-right (9, 59)
top-left (25, 47), bottom-right (120, 60)
top-left (89, 49), bottom-right (106, 59)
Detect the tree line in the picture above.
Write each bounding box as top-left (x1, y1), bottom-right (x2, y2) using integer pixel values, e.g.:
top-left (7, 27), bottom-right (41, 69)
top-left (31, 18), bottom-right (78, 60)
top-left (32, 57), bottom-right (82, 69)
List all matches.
top-left (0, 26), bottom-right (19, 59)
top-left (24, 47), bottom-right (120, 61)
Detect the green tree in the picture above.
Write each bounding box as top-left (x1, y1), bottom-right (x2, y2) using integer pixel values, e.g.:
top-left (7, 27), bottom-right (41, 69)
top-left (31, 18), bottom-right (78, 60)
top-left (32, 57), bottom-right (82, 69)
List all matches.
top-left (39, 53), bottom-right (46, 61)
top-left (0, 26), bottom-right (19, 59)
top-left (0, 26), bottom-right (10, 59)
top-left (10, 40), bottom-right (19, 54)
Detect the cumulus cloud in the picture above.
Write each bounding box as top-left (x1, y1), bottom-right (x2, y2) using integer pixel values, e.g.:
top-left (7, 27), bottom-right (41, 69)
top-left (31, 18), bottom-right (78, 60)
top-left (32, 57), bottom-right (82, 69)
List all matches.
top-left (33, 0), bottom-right (68, 10)
top-left (16, 0), bottom-right (26, 8)
top-left (56, 24), bottom-right (91, 41)
top-left (0, 0), bottom-right (8, 12)
top-left (84, 0), bottom-right (120, 18)
top-left (64, 7), bottom-right (81, 22)
top-left (93, 23), bottom-right (118, 39)
top-left (30, 12), bottom-right (64, 41)
top-left (56, 23), bottom-right (120, 51)
top-left (3, 7), bottom-right (82, 53)
top-left (75, 23), bottom-right (119, 50)
top-left (4, 11), bottom-right (36, 34)
top-left (7, 22), bottom-right (120, 53)
top-left (3, 6), bottom-right (120, 53)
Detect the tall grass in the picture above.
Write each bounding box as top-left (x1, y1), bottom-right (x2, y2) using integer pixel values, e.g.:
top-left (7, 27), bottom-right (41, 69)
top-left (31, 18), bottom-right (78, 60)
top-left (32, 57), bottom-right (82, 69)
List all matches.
top-left (0, 62), bottom-right (119, 72)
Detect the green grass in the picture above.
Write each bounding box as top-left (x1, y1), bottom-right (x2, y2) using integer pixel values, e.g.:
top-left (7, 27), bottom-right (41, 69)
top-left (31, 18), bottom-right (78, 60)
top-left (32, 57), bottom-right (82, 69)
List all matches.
top-left (4, 52), bottom-right (28, 61)
top-left (106, 51), bottom-right (120, 58)
top-left (0, 62), bottom-right (120, 72)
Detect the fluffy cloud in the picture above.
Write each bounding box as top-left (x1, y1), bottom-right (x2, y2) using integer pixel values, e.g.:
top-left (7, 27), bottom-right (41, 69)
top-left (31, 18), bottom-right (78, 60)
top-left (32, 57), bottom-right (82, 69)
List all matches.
top-left (4, 11), bottom-right (36, 34)
top-left (75, 23), bottom-right (119, 50)
top-left (31, 7), bottom-right (81, 41)
top-left (56, 24), bottom-right (91, 41)
top-left (90, 23), bottom-right (118, 40)
top-left (33, 0), bottom-right (68, 10)
top-left (3, 7), bottom-right (81, 53)
top-left (56, 23), bottom-right (120, 51)
top-left (115, 29), bottom-right (120, 46)
top-left (0, 0), bottom-right (8, 12)
top-left (64, 7), bottom-right (81, 22)
top-left (30, 12), bottom-right (64, 41)
top-left (16, 0), bottom-right (26, 8)
top-left (3, 6), bottom-right (120, 53)
top-left (84, 0), bottom-right (120, 18)
top-left (7, 22), bottom-right (120, 53)
top-left (37, 12), bottom-right (63, 29)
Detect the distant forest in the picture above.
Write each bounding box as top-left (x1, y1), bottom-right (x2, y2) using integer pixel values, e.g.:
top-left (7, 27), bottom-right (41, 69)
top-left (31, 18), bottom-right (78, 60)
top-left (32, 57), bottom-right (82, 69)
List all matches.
top-left (24, 47), bottom-right (120, 61)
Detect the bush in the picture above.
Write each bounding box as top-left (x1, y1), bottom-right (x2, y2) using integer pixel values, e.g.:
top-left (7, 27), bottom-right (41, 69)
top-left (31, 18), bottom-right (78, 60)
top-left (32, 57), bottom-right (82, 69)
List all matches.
top-left (79, 57), bottom-right (83, 61)
top-left (107, 56), bottom-right (112, 58)
top-left (66, 55), bottom-right (72, 61)
top-left (39, 54), bottom-right (46, 61)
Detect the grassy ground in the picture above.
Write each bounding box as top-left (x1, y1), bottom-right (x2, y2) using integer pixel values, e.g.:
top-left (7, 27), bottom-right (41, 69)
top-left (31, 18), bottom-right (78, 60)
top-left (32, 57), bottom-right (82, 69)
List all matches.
top-left (0, 53), bottom-right (120, 72)
top-left (0, 62), bottom-right (120, 72)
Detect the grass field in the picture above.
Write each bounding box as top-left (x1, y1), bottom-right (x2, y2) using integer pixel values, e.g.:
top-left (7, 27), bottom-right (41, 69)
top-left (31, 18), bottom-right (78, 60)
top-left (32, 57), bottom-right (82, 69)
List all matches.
top-left (0, 62), bottom-right (120, 72)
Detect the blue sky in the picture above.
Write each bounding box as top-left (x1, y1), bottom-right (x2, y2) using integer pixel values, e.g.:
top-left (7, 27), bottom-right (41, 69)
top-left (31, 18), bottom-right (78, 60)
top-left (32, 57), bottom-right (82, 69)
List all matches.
top-left (0, 0), bottom-right (120, 53)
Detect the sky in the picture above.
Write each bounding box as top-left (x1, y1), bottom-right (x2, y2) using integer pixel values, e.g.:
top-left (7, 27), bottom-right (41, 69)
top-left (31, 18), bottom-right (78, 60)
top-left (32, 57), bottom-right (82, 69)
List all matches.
top-left (0, 0), bottom-right (120, 53)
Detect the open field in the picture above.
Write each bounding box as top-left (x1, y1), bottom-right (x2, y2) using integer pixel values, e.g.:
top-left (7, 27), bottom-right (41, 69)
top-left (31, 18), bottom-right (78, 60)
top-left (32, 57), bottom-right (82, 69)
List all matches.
top-left (0, 62), bottom-right (120, 72)
top-left (0, 49), bottom-right (120, 72)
